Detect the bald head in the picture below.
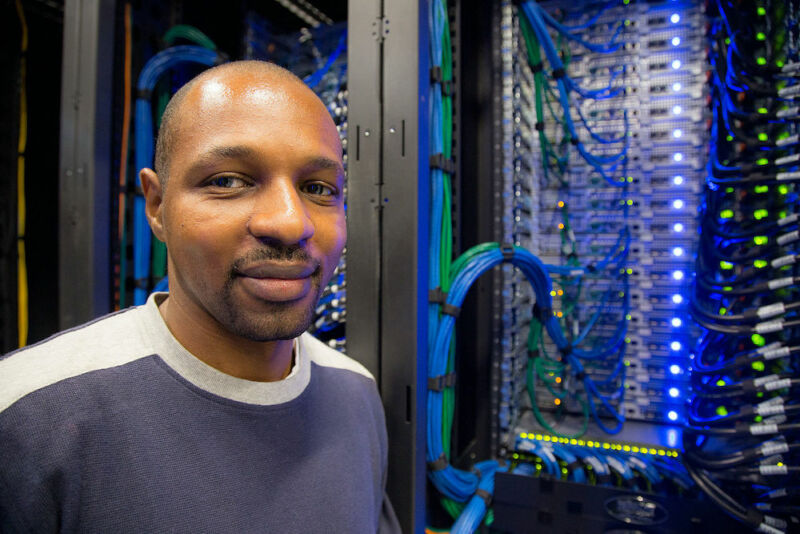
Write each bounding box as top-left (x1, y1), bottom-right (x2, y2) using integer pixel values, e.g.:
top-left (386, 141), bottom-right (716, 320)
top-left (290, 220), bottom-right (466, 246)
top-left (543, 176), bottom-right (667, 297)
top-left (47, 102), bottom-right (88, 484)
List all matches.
top-left (154, 60), bottom-right (323, 184)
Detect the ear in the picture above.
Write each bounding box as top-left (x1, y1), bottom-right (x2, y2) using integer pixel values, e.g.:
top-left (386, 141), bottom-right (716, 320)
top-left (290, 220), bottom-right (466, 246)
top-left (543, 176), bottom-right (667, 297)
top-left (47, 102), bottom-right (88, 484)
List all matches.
top-left (140, 168), bottom-right (166, 242)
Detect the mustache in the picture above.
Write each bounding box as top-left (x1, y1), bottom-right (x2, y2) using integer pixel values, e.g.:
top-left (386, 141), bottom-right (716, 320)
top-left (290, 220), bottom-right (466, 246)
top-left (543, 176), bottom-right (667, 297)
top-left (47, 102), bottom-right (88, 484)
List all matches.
top-left (230, 246), bottom-right (319, 273)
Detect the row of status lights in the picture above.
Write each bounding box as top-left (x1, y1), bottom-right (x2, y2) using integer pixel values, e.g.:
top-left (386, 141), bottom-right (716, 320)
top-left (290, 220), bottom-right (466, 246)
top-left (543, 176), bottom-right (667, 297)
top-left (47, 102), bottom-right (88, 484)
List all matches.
top-left (518, 433), bottom-right (680, 458)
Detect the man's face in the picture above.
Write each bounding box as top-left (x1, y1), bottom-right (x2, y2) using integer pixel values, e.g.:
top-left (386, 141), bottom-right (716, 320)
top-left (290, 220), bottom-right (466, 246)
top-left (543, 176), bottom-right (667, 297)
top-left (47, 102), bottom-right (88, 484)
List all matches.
top-left (150, 73), bottom-right (345, 341)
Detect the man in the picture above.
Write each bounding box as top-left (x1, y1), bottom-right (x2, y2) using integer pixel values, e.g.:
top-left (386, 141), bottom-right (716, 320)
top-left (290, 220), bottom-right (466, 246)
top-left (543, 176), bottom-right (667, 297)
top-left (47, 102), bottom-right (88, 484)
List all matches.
top-left (0, 61), bottom-right (400, 533)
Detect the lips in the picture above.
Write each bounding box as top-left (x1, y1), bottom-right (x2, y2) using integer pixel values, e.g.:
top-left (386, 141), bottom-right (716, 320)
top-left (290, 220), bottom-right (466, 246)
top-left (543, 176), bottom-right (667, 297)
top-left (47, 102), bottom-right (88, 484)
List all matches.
top-left (234, 261), bottom-right (319, 302)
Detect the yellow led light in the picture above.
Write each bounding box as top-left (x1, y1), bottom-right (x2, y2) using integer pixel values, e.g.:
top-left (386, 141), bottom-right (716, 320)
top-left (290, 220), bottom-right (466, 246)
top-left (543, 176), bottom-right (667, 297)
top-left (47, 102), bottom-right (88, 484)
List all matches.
top-left (558, 223), bottom-right (565, 229)
top-left (555, 376), bottom-right (562, 384)
top-left (554, 398), bottom-right (561, 405)
top-left (603, 443), bottom-right (610, 449)
top-left (550, 290), bottom-right (556, 296)
top-left (649, 448), bottom-right (657, 455)
top-left (658, 450), bottom-right (665, 456)
top-left (544, 435), bottom-right (551, 441)
top-left (556, 311), bottom-right (563, 317)
top-left (521, 432), bottom-right (528, 439)
top-left (623, 445), bottom-right (631, 452)
top-left (557, 201), bottom-right (565, 208)
top-left (535, 434), bottom-right (542, 440)
top-left (570, 439), bottom-right (577, 445)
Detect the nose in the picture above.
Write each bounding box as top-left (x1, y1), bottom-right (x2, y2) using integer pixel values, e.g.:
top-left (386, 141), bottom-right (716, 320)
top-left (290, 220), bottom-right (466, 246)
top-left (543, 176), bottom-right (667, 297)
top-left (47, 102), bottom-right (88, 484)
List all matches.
top-left (247, 179), bottom-right (314, 246)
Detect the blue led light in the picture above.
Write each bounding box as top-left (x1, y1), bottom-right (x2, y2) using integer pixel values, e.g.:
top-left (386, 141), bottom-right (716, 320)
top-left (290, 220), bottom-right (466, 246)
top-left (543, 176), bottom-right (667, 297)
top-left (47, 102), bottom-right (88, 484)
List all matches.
top-left (671, 317), bottom-right (682, 327)
top-left (673, 175), bottom-right (684, 185)
top-left (672, 36), bottom-right (681, 46)
top-left (672, 247), bottom-right (684, 257)
top-left (671, 59), bottom-right (681, 69)
top-left (672, 105), bottom-right (682, 115)
top-left (673, 128), bottom-right (682, 138)
top-left (672, 294), bottom-right (683, 304)
top-left (672, 82), bottom-right (682, 92)
top-left (670, 340), bottom-right (682, 350)
top-left (673, 152), bottom-right (683, 162)
top-left (668, 387), bottom-right (680, 398)
top-left (673, 222), bottom-right (684, 232)
top-left (672, 270), bottom-right (684, 280)
top-left (666, 429), bottom-right (678, 447)
top-left (669, 364), bottom-right (681, 375)
top-left (673, 199), bottom-right (684, 209)
top-left (670, 13), bottom-right (680, 23)
top-left (667, 410), bottom-right (679, 421)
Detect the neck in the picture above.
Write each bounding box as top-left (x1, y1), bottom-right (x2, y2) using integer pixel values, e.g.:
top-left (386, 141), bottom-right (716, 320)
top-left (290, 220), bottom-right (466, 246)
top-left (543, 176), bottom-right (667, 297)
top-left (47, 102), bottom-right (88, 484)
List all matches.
top-left (157, 294), bottom-right (294, 382)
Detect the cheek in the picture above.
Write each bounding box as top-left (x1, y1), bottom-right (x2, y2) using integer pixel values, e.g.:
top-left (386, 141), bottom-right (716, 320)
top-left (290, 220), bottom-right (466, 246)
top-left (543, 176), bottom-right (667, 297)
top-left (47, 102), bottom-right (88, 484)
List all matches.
top-left (164, 202), bottom-right (242, 270)
top-left (315, 211), bottom-right (346, 263)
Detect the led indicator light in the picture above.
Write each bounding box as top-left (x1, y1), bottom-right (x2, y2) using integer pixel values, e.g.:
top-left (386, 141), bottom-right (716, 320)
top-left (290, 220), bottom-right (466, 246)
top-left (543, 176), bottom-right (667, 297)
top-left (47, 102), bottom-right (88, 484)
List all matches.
top-left (672, 105), bottom-right (682, 115)
top-left (672, 294), bottom-right (683, 304)
top-left (673, 152), bottom-right (683, 162)
top-left (670, 13), bottom-right (680, 23)
top-left (671, 59), bottom-right (681, 69)
top-left (672, 199), bottom-right (684, 209)
top-left (672, 270), bottom-right (684, 280)
top-left (673, 175), bottom-right (684, 185)
top-left (672, 82), bottom-right (682, 92)
top-left (673, 129), bottom-right (682, 138)
top-left (667, 410), bottom-right (679, 421)
top-left (672, 247), bottom-right (684, 256)
top-left (673, 223), bottom-right (684, 232)
top-left (668, 387), bottom-right (680, 398)
top-left (670, 341), bottom-right (682, 350)
top-left (671, 317), bottom-right (682, 327)
top-left (669, 364), bottom-right (681, 375)
top-left (671, 36), bottom-right (681, 46)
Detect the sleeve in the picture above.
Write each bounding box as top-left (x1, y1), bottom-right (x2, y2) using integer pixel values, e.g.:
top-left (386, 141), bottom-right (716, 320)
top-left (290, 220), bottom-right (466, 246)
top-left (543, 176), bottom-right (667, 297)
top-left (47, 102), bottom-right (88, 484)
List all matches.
top-left (378, 490), bottom-right (402, 533)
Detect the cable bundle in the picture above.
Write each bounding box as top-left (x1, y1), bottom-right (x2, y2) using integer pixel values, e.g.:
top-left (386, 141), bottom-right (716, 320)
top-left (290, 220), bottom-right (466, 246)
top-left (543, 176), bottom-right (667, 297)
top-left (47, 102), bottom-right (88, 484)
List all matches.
top-left (685, 2), bottom-right (800, 531)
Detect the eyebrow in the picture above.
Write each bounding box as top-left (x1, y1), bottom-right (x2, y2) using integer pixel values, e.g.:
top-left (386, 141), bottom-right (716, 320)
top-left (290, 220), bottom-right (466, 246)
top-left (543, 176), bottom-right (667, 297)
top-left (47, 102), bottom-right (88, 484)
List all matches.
top-left (188, 145), bottom-right (344, 178)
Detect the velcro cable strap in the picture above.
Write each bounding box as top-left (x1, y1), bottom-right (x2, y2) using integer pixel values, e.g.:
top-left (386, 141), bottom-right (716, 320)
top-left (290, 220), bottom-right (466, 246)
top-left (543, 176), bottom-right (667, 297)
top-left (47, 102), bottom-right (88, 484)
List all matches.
top-left (136, 88), bottom-right (152, 100)
top-left (500, 242), bottom-right (515, 261)
top-left (430, 66), bottom-right (452, 95)
top-left (430, 153), bottom-right (456, 174)
top-left (428, 373), bottom-right (456, 391)
top-left (441, 303), bottom-right (461, 318)
top-left (535, 121), bottom-right (545, 131)
top-left (532, 303), bottom-right (553, 321)
top-left (429, 287), bottom-right (448, 305)
top-left (427, 453), bottom-right (448, 472)
top-left (552, 67), bottom-right (566, 79)
top-left (475, 488), bottom-right (492, 507)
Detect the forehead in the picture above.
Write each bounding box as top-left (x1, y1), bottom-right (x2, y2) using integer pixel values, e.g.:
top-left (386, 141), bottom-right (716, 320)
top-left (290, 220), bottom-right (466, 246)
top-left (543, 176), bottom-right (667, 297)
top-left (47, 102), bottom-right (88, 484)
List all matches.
top-left (173, 73), bottom-right (342, 164)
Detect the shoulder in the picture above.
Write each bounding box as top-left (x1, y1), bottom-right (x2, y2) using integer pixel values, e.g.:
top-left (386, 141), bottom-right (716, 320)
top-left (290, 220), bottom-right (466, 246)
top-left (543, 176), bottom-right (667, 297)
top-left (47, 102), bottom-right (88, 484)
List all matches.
top-left (300, 333), bottom-right (375, 382)
top-left (0, 305), bottom-right (152, 414)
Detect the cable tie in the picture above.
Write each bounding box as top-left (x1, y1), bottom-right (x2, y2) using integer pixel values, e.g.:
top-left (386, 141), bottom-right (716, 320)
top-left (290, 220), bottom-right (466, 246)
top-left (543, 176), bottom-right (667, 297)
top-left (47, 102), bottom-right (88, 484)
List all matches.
top-left (551, 67), bottom-right (566, 79)
top-left (430, 65), bottom-right (443, 84)
top-left (569, 137), bottom-right (579, 145)
top-left (427, 453), bottom-right (448, 472)
top-left (535, 121), bottom-right (545, 131)
top-left (429, 153), bottom-right (456, 174)
top-left (500, 242), bottom-right (515, 261)
top-left (530, 62), bottom-right (543, 73)
top-left (574, 370), bottom-right (585, 381)
top-left (428, 287), bottom-right (447, 305)
top-left (428, 373), bottom-right (456, 392)
top-left (134, 277), bottom-right (149, 290)
top-left (136, 88), bottom-right (152, 100)
top-left (441, 303), bottom-right (461, 318)
top-left (566, 460), bottom-right (582, 472)
top-left (474, 488), bottom-right (492, 507)
top-left (560, 345), bottom-right (573, 358)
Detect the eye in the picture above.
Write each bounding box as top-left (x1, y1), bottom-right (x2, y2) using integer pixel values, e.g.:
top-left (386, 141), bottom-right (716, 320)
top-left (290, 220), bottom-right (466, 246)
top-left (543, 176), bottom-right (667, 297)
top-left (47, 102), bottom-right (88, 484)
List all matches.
top-left (207, 175), bottom-right (249, 189)
top-left (302, 182), bottom-right (338, 197)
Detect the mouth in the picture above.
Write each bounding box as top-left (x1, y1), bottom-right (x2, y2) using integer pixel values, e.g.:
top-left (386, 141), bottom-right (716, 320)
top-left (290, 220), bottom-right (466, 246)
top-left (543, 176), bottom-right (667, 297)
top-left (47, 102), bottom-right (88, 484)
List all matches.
top-left (233, 261), bottom-right (320, 302)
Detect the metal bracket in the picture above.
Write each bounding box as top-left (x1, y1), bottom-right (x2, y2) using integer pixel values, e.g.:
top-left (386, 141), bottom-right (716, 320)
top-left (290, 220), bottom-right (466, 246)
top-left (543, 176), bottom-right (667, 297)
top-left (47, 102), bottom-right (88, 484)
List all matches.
top-left (371, 16), bottom-right (390, 42)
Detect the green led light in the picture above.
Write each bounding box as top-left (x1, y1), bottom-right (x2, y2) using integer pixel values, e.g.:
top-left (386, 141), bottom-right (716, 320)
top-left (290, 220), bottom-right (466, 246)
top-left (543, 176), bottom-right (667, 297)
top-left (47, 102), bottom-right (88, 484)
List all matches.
top-left (725, 38), bottom-right (731, 45)
top-left (754, 415), bottom-right (763, 423)
top-left (757, 6), bottom-right (766, 15)
top-left (754, 259), bottom-right (768, 268)
top-left (720, 209), bottom-right (734, 219)
top-left (752, 334), bottom-right (766, 347)
top-left (716, 406), bottom-right (728, 416)
top-left (723, 286), bottom-right (733, 291)
top-left (725, 187), bottom-right (734, 193)
top-left (624, 19), bottom-right (631, 26)
top-left (754, 235), bottom-right (768, 245)
top-left (720, 260), bottom-right (734, 270)
top-left (752, 361), bottom-right (765, 371)
top-left (627, 176), bottom-right (633, 183)
top-left (758, 133), bottom-right (768, 141)
top-left (624, 360), bottom-right (631, 366)
top-left (757, 392), bottom-right (764, 398)
top-left (719, 307), bottom-right (727, 315)
top-left (754, 209), bottom-right (769, 219)
top-left (619, 291), bottom-right (625, 298)
top-left (626, 268), bottom-right (633, 274)
top-left (778, 186), bottom-right (789, 195)
top-left (623, 0), bottom-right (630, 4)
top-left (779, 210), bottom-right (787, 218)
top-left (757, 157), bottom-right (769, 165)
top-left (625, 313), bottom-right (632, 320)
top-left (627, 199), bottom-right (634, 206)
top-left (726, 134), bottom-right (734, 142)
top-left (756, 32), bottom-right (766, 41)
top-left (754, 186), bottom-right (768, 194)
top-left (624, 336), bottom-right (631, 343)
top-left (776, 59), bottom-right (784, 67)
top-left (758, 107), bottom-right (768, 114)
top-left (716, 379), bottom-right (726, 387)
top-left (757, 57), bottom-right (767, 66)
